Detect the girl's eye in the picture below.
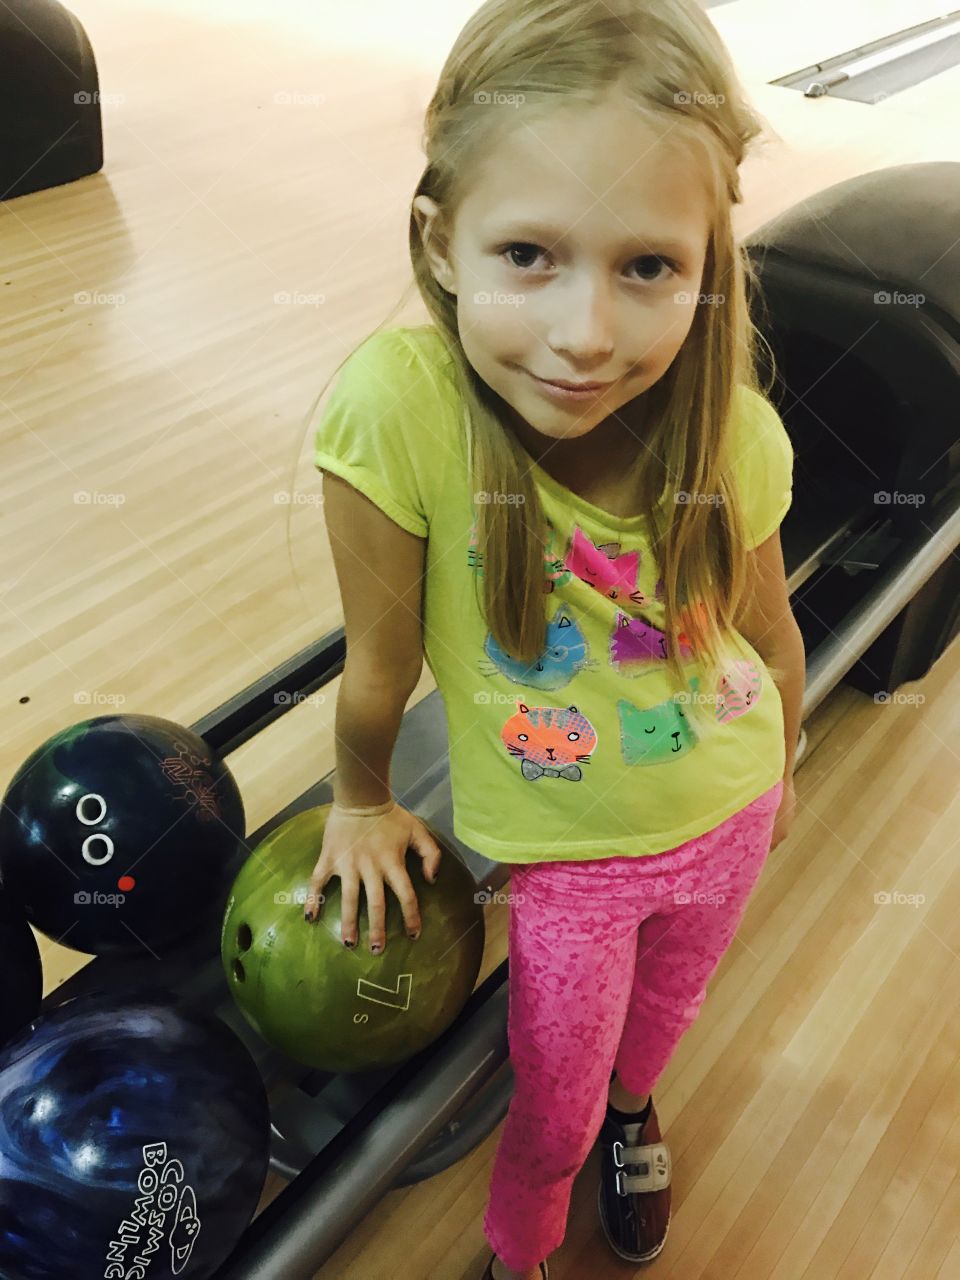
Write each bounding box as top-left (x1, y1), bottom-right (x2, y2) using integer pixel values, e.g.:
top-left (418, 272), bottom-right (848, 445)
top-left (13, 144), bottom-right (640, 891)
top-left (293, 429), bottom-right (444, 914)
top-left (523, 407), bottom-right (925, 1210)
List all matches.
top-left (502, 243), bottom-right (545, 271)
top-left (500, 242), bottom-right (677, 282)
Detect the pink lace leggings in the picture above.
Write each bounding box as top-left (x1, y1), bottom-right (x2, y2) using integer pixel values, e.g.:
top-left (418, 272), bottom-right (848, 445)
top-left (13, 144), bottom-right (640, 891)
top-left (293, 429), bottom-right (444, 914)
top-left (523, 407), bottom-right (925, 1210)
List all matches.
top-left (482, 779), bottom-right (784, 1270)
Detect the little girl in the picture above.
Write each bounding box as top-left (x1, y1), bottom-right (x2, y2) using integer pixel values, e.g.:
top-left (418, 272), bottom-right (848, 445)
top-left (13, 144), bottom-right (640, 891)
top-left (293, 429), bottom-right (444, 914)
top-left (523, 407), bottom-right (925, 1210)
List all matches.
top-left (305, 2), bottom-right (804, 1277)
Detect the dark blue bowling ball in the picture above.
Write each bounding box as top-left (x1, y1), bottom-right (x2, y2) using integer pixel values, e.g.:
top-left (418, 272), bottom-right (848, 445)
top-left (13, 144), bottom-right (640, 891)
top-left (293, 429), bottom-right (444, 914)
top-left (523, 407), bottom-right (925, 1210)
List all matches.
top-left (0, 714), bottom-right (245, 957)
top-left (0, 888), bottom-right (42, 1046)
top-left (0, 989), bottom-right (271, 1280)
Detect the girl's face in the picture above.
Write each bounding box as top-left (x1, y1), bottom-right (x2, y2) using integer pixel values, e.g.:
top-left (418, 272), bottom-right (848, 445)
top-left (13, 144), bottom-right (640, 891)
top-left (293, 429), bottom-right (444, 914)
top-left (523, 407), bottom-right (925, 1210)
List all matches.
top-left (414, 96), bottom-right (714, 465)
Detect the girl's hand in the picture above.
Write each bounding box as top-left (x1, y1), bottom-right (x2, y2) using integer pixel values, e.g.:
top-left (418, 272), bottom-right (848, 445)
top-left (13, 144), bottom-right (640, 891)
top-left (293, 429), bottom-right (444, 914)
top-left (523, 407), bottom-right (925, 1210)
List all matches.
top-left (305, 804), bottom-right (442, 954)
top-left (770, 775), bottom-right (797, 850)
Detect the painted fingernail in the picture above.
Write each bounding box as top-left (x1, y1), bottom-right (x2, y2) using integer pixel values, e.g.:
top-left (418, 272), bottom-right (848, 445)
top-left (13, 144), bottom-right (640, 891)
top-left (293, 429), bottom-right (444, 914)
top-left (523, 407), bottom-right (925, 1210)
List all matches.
top-left (343, 938), bottom-right (355, 948)
top-left (371, 943), bottom-right (382, 954)
top-left (408, 929), bottom-right (420, 940)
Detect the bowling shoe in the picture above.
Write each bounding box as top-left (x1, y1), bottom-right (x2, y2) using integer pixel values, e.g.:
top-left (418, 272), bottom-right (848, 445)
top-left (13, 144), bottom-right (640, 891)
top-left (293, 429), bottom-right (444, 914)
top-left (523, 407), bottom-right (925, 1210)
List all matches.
top-left (596, 1093), bottom-right (671, 1263)
top-left (480, 1253), bottom-right (548, 1279)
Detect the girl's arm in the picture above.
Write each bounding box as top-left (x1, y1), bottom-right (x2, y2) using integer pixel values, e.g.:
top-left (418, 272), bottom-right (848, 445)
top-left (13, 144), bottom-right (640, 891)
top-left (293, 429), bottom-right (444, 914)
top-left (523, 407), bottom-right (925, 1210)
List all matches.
top-left (321, 471), bottom-right (427, 805)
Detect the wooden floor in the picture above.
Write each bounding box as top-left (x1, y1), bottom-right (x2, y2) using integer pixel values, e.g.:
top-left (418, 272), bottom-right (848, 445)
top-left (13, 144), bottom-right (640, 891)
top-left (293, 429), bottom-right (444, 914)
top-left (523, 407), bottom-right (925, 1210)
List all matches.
top-left (2, 0), bottom-right (958, 1276)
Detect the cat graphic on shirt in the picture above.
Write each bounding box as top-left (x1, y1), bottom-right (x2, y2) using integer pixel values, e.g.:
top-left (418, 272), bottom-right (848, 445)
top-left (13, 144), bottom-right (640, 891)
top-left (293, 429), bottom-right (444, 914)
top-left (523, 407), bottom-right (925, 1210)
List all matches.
top-left (479, 602), bottom-right (595, 691)
top-left (565, 526), bottom-right (647, 606)
top-left (500, 703), bottom-right (598, 782)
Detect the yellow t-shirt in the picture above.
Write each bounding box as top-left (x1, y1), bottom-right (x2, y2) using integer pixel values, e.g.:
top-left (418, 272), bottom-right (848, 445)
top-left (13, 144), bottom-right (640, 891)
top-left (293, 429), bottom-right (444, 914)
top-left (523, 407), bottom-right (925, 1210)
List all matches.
top-left (312, 325), bottom-right (794, 862)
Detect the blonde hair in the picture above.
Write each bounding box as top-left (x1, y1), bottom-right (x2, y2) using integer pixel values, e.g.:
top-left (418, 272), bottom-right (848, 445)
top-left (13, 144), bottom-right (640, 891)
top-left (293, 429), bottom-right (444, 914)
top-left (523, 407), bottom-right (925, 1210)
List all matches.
top-left (301, 0), bottom-right (784, 742)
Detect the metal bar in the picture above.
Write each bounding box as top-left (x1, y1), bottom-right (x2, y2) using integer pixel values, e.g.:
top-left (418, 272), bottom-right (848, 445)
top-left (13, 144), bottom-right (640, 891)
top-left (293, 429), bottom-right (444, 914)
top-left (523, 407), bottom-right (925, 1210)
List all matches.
top-left (212, 976), bottom-right (509, 1279)
top-left (193, 628), bottom-right (346, 756)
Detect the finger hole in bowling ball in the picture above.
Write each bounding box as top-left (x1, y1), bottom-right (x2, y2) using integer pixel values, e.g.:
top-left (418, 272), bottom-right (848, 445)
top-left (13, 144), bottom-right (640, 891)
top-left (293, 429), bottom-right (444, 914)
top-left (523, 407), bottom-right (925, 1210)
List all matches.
top-left (232, 959), bottom-right (246, 983)
top-left (236, 923), bottom-right (252, 952)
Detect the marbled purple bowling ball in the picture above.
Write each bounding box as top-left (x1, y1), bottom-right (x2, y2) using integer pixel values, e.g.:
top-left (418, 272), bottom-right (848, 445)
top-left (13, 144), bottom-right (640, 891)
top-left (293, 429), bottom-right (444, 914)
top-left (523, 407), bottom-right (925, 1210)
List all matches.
top-left (0, 989), bottom-right (271, 1280)
top-left (0, 713), bottom-right (245, 957)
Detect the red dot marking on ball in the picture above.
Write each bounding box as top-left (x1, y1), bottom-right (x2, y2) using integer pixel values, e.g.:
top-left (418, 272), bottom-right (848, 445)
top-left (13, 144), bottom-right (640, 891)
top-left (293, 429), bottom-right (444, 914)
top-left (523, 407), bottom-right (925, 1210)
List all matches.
top-left (117, 875), bottom-right (136, 892)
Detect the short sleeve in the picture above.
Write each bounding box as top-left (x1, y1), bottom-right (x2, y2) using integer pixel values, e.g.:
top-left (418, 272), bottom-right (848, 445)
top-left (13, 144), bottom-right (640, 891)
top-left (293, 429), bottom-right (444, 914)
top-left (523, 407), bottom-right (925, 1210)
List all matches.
top-left (729, 386), bottom-right (795, 551)
top-left (312, 328), bottom-right (453, 538)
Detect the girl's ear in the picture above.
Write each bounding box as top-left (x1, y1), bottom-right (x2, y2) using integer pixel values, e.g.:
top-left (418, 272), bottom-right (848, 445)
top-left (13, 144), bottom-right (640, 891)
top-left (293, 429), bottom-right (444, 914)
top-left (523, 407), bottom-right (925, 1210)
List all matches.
top-left (413, 195), bottom-right (458, 296)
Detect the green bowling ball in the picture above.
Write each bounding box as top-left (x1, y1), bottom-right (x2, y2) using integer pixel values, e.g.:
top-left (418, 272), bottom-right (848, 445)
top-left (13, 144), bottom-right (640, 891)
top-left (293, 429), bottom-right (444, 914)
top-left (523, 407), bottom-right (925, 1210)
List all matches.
top-left (220, 805), bottom-right (485, 1073)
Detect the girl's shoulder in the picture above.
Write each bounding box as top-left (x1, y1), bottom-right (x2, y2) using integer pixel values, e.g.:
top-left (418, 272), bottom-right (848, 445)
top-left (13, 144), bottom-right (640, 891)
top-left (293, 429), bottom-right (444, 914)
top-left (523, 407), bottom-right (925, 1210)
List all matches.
top-left (313, 325), bottom-right (461, 536)
top-left (324, 324), bottom-right (460, 417)
top-left (727, 384), bottom-right (794, 470)
top-left (365, 322), bottom-right (456, 373)
top-left (726, 385), bottom-right (795, 548)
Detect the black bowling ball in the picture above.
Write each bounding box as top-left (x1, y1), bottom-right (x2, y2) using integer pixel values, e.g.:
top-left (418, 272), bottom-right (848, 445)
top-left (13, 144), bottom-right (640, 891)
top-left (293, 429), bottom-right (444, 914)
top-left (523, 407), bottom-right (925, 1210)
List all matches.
top-left (0, 714), bottom-right (245, 956)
